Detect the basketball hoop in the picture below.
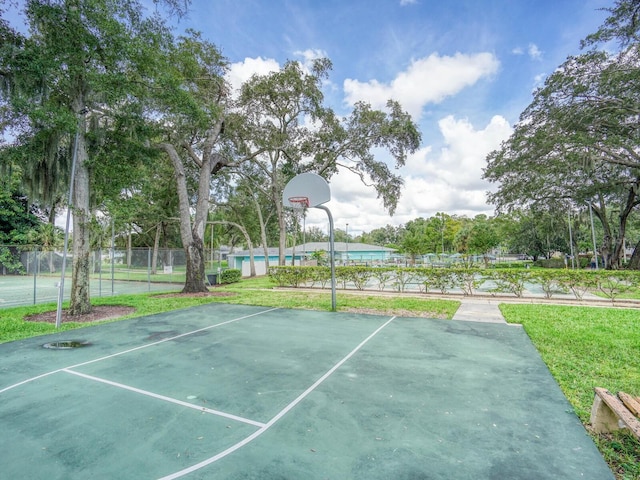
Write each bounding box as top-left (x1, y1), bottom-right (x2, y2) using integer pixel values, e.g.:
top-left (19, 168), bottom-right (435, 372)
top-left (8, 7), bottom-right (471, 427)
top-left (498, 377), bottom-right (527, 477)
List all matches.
top-left (288, 196), bottom-right (310, 209)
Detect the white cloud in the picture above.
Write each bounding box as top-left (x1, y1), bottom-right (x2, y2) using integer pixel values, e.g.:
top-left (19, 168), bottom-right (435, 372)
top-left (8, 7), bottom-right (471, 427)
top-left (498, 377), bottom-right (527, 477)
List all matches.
top-left (294, 48), bottom-right (329, 69)
top-left (343, 52), bottom-right (499, 119)
top-left (528, 43), bottom-right (543, 60)
top-left (512, 47), bottom-right (524, 55)
top-left (305, 115), bottom-right (513, 233)
top-left (400, 0), bottom-right (418, 5)
top-left (226, 57), bottom-right (280, 94)
top-left (411, 114), bottom-right (512, 189)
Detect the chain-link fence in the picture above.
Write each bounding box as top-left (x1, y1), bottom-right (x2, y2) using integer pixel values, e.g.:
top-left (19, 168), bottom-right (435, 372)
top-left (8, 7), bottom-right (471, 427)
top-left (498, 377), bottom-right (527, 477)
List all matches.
top-left (0, 246), bottom-right (223, 308)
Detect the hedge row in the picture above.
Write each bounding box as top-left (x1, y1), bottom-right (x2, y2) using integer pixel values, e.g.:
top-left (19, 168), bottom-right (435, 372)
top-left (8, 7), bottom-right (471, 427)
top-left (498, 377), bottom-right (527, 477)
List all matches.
top-left (268, 266), bottom-right (640, 302)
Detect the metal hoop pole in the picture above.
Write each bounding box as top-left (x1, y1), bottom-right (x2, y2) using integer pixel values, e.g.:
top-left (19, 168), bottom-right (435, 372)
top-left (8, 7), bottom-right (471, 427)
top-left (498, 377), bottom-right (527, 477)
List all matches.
top-left (316, 205), bottom-right (336, 312)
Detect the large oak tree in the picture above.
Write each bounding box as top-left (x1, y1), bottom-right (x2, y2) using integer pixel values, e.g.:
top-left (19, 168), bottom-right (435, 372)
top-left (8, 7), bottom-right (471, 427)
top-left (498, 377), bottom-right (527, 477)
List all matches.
top-left (235, 59), bottom-right (421, 265)
top-left (484, 3), bottom-right (640, 269)
top-left (1, 0), bottom-right (187, 313)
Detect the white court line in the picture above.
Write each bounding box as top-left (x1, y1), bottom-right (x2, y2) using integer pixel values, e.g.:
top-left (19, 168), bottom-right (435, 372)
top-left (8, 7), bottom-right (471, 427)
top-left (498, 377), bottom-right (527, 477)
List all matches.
top-left (0, 307), bottom-right (279, 395)
top-left (158, 315), bottom-right (398, 480)
top-left (63, 369), bottom-right (265, 428)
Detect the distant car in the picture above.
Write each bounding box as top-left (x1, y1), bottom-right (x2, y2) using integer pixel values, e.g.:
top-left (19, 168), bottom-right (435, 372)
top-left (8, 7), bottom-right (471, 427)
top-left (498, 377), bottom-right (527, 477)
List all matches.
top-left (517, 254), bottom-right (532, 260)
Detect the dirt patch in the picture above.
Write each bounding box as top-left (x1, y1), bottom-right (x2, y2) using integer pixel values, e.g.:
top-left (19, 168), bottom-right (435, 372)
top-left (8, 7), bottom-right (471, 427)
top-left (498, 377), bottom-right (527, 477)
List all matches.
top-left (25, 305), bottom-right (136, 324)
top-left (24, 291), bottom-right (237, 324)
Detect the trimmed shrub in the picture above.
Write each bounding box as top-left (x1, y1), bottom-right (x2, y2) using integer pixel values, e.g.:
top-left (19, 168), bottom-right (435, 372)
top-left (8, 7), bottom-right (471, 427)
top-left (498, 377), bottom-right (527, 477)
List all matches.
top-left (451, 267), bottom-right (484, 296)
top-left (220, 269), bottom-right (241, 284)
top-left (528, 269), bottom-right (567, 298)
top-left (595, 270), bottom-right (638, 302)
top-left (371, 267), bottom-right (395, 291)
top-left (336, 266), bottom-right (373, 290)
top-left (423, 268), bottom-right (456, 294)
top-left (268, 265), bottom-right (640, 300)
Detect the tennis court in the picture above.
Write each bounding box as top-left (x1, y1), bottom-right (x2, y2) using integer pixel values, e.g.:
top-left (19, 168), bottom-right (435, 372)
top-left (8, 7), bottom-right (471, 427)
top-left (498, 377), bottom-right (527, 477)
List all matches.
top-left (0, 303), bottom-right (613, 479)
top-left (0, 274), bottom-right (182, 308)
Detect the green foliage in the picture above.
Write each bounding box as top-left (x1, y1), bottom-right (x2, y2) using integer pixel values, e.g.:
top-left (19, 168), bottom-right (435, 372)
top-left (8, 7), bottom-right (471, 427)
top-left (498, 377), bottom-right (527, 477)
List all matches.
top-left (267, 265), bottom-right (640, 303)
top-left (0, 186), bottom-right (42, 245)
top-left (528, 269), bottom-right (568, 298)
top-left (308, 266), bottom-right (331, 288)
top-left (0, 178), bottom-right (42, 273)
top-left (486, 269), bottom-right (530, 297)
top-left (310, 250), bottom-right (327, 265)
top-left (450, 267), bottom-right (484, 296)
top-left (219, 268), bottom-right (241, 284)
top-left (484, 31), bottom-right (640, 270)
top-left (534, 258), bottom-right (567, 269)
top-left (268, 266), bottom-right (307, 287)
top-left (422, 268), bottom-right (456, 294)
top-left (0, 246), bottom-right (25, 274)
top-left (595, 271), bottom-right (639, 302)
top-left (336, 266), bottom-right (373, 290)
top-left (392, 267), bottom-right (421, 292)
top-left (370, 267), bottom-right (396, 290)
top-left (555, 270), bottom-right (599, 300)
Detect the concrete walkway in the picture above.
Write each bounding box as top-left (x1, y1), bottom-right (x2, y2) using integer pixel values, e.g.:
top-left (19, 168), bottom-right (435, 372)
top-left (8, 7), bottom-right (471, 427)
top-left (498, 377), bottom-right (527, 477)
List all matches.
top-left (452, 297), bottom-right (507, 323)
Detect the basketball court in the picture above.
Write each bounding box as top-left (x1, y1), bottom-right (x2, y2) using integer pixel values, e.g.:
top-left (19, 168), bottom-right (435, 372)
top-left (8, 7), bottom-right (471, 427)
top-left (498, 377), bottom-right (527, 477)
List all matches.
top-left (0, 303), bottom-right (614, 479)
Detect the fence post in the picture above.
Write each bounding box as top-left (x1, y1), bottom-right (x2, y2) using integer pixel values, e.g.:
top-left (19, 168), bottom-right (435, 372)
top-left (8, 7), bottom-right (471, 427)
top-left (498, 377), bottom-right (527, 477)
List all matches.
top-left (98, 248), bottom-right (102, 297)
top-left (33, 248), bottom-right (37, 305)
top-left (147, 247), bottom-right (151, 291)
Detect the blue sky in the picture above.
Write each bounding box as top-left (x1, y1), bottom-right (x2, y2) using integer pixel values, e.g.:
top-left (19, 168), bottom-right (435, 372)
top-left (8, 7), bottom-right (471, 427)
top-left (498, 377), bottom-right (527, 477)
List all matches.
top-left (173, 0), bottom-right (610, 234)
top-left (4, 0), bottom-right (612, 235)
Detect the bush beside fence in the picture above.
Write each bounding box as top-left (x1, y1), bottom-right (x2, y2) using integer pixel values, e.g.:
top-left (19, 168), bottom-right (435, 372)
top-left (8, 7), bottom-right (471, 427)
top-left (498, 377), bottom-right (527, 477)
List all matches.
top-left (268, 266), bottom-right (640, 302)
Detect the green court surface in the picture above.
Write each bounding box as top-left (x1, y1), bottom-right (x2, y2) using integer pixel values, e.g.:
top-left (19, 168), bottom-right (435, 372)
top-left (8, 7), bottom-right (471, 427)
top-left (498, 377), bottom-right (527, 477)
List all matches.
top-left (0, 304), bottom-right (614, 479)
top-left (0, 274), bottom-right (182, 308)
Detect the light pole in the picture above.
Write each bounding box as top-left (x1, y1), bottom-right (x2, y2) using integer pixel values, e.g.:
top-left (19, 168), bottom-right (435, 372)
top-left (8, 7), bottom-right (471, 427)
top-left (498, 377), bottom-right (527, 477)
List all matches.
top-left (439, 212), bottom-right (445, 254)
top-left (345, 223), bottom-right (349, 264)
top-left (567, 208), bottom-right (576, 269)
top-left (589, 202), bottom-right (599, 270)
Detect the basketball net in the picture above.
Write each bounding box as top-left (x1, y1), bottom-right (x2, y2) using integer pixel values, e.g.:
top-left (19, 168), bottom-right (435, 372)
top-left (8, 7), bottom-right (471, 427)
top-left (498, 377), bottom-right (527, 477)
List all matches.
top-left (288, 196), bottom-right (310, 209)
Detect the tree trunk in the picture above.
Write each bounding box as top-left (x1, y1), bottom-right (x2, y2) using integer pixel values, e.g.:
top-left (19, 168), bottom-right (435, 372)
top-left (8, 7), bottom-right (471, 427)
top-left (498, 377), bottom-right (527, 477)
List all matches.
top-left (47, 213), bottom-right (57, 273)
top-left (127, 229), bottom-right (132, 269)
top-left (210, 221), bottom-right (256, 277)
top-left (151, 223), bottom-right (161, 275)
top-left (182, 237), bottom-right (207, 293)
top-left (69, 127), bottom-right (92, 315)
top-left (628, 239), bottom-right (640, 270)
top-left (251, 193), bottom-right (271, 271)
top-left (159, 142), bottom-right (209, 292)
top-left (609, 179), bottom-right (639, 269)
top-left (278, 201), bottom-right (287, 266)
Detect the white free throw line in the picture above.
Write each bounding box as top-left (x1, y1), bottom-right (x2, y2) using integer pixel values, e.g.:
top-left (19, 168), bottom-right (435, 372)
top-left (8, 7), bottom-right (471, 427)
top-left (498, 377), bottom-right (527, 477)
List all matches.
top-left (0, 307), bottom-right (279, 395)
top-left (63, 369), bottom-right (265, 428)
top-left (158, 315), bottom-right (397, 480)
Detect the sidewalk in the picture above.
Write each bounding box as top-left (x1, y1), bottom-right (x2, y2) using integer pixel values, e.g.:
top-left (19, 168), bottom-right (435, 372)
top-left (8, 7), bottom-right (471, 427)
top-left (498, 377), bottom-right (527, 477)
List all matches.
top-left (452, 297), bottom-right (507, 323)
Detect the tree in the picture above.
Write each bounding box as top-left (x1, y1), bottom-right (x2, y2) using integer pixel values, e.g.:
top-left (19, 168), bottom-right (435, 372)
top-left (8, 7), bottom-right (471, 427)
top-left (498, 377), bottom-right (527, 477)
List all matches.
top-left (453, 215), bottom-right (498, 266)
top-left (304, 226), bottom-right (328, 242)
top-left (484, 1), bottom-right (640, 269)
top-left (366, 224), bottom-right (402, 247)
top-left (495, 207), bottom-right (571, 260)
top-left (484, 52), bottom-right (640, 269)
top-left (147, 29), bottom-right (279, 292)
top-left (1, 0), bottom-right (187, 313)
top-left (215, 165), bottom-right (280, 273)
top-left (0, 169), bottom-right (43, 274)
top-left (234, 59), bottom-right (421, 265)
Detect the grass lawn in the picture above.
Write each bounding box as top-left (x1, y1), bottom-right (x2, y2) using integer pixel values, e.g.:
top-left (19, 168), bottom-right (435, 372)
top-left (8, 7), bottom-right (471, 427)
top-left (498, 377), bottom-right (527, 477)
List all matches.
top-left (1, 276), bottom-right (638, 478)
top-left (500, 303), bottom-right (640, 480)
top-left (0, 277), bottom-right (459, 343)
